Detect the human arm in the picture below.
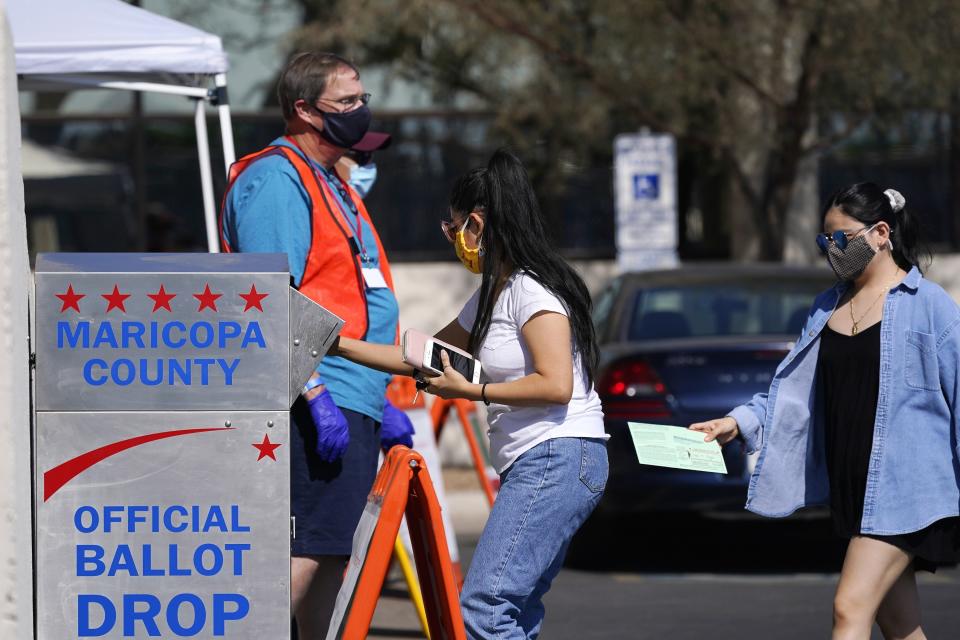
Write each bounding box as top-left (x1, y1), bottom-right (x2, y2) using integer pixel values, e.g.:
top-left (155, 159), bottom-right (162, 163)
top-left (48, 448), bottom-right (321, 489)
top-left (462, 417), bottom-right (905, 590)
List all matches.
top-left (424, 310), bottom-right (575, 406)
top-left (227, 167), bottom-right (311, 287)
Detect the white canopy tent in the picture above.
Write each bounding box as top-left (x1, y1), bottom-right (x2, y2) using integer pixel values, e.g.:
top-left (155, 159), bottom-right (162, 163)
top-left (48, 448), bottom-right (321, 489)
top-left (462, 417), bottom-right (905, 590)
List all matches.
top-left (8, 0), bottom-right (235, 252)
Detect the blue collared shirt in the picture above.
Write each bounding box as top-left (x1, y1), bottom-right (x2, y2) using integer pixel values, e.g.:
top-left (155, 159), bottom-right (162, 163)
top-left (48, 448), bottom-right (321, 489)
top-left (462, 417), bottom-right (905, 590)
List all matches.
top-left (221, 137), bottom-right (398, 421)
top-left (728, 267), bottom-right (960, 534)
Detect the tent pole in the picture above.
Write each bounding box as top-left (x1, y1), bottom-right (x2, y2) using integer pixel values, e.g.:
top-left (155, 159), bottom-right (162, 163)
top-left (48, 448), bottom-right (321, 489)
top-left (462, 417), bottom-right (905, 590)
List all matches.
top-left (193, 98), bottom-right (219, 253)
top-left (214, 73), bottom-right (236, 175)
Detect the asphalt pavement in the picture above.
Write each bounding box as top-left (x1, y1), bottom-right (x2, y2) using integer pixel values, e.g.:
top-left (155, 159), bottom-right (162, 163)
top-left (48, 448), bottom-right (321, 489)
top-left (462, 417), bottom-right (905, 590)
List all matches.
top-left (368, 486), bottom-right (960, 639)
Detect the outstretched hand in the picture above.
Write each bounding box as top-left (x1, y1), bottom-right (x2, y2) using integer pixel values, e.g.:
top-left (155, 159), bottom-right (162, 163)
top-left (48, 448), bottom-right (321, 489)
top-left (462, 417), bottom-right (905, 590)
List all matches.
top-left (688, 417), bottom-right (740, 446)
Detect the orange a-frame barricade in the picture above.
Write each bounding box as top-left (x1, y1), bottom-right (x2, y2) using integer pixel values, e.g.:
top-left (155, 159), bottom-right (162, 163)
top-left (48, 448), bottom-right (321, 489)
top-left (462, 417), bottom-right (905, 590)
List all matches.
top-left (327, 446), bottom-right (466, 640)
top-left (430, 398), bottom-right (497, 507)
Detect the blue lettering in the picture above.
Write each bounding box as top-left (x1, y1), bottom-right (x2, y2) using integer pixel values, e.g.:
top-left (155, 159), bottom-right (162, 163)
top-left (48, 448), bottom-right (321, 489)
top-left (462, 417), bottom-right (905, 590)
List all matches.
top-left (213, 594), bottom-right (249, 636)
top-left (75, 506), bottom-right (99, 533)
top-left (141, 544), bottom-right (164, 577)
top-left (139, 359), bottom-right (163, 386)
top-left (194, 544), bottom-right (224, 577)
top-left (218, 359), bottom-right (240, 386)
top-left (167, 594), bottom-right (206, 636)
top-left (103, 506), bottom-right (123, 533)
top-left (162, 321), bottom-right (186, 349)
top-left (107, 544), bottom-right (139, 577)
top-left (163, 506), bottom-right (188, 533)
top-left (219, 321), bottom-right (242, 348)
top-left (78, 594), bottom-right (115, 637)
top-left (150, 321), bottom-right (159, 349)
top-left (127, 506), bottom-right (148, 533)
top-left (202, 506), bottom-right (227, 533)
top-left (195, 358), bottom-right (215, 386)
top-left (77, 545), bottom-right (105, 577)
top-left (92, 323), bottom-right (119, 349)
top-left (230, 505), bottom-right (250, 532)
top-left (241, 322), bottom-right (266, 349)
top-left (58, 321), bottom-right (89, 348)
top-left (83, 359), bottom-right (108, 386)
top-left (123, 594), bottom-right (161, 637)
top-left (190, 322), bottom-right (214, 348)
top-left (168, 544), bottom-right (190, 577)
top-left (121, 322), bottom-right (145, 349)
top-left (111, 359), bottom-right (135, 386)
top-left (224, 544), bottom-right (251, 576)
top-left (168, 360), bottom-right (192, 386)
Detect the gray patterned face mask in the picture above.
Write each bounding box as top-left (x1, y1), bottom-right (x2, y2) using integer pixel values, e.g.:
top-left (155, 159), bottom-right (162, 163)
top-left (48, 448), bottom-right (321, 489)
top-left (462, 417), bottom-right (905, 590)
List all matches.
top-left (826, 232), bottom-right (877, 281)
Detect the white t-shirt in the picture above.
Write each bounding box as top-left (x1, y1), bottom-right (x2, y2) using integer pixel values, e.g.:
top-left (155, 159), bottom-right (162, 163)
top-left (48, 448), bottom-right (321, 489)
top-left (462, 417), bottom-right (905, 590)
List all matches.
top-left (457, 271), bottom-right (607, 473)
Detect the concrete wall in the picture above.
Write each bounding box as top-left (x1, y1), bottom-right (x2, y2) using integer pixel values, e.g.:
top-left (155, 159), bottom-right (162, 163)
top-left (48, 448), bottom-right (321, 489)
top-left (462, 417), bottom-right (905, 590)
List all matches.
top-left (0, 2), bottom-right (35, 637)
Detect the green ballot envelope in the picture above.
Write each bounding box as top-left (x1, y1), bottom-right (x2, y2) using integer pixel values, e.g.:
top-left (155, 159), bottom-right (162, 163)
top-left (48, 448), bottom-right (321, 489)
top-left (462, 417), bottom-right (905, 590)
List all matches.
top-left (628, 422), bottom-right (728, 474)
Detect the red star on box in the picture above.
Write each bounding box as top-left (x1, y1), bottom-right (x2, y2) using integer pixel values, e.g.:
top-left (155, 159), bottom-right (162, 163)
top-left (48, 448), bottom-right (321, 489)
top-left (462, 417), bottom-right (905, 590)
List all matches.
top-left (239, 284), bottom-right (269, 312)
top-left (147, 284), bottom-right (176, 312)
top-left (102, 285), bottom-right (131, 313)
top-left (55, 284), bottom-right (85, 313)
top-left (252, 434), bottom-right (282, 461)
top-left (194, 283), bottom-right (222, 312)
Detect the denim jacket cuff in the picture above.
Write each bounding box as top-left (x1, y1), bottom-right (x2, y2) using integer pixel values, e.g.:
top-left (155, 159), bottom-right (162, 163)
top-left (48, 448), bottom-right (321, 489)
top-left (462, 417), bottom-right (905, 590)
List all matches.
top-left (727, 405), bottom-right (762, 454)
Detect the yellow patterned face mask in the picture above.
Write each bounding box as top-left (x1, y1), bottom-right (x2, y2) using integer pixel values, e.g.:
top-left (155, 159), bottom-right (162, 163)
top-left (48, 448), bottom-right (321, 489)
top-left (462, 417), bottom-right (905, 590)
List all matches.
top-left (454, 218), bottom-right (484, 274)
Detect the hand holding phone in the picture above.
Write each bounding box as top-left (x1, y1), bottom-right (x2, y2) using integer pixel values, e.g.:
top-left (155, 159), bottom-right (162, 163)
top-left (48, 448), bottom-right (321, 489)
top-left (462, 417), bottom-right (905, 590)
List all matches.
top-left (401, 329), bottom-right (482, 384)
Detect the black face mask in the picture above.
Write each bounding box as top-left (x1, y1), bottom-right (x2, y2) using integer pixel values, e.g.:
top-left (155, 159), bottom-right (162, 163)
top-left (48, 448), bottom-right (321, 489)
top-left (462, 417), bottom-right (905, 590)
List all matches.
top-left (312, 105), bottom-right (372, 149)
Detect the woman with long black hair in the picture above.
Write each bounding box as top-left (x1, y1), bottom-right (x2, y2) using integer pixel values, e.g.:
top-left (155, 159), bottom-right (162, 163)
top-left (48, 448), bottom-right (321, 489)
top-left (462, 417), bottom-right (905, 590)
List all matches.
top-left (691, 183), bottom-right (960, 640)
top-left (331, 148), bottom-right (608, 638)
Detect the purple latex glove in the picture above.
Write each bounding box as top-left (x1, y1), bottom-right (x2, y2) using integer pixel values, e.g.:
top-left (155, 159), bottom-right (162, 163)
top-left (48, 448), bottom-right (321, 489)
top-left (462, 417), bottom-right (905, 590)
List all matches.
top-left (307, 389), bottom-right (350, 462)
top-left (380, 399), bottom-right (414, 450)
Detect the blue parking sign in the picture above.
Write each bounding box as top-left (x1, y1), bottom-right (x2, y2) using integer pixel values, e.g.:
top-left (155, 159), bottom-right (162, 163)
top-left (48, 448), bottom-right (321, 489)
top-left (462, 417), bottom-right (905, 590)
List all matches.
top-left (633, 174), bottom-right (659, 200)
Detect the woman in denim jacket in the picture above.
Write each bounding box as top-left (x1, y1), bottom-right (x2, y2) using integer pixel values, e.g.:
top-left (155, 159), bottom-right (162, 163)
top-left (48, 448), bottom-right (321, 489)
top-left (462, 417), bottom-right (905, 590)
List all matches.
top-left (691, 183), bottom-right (960, 640)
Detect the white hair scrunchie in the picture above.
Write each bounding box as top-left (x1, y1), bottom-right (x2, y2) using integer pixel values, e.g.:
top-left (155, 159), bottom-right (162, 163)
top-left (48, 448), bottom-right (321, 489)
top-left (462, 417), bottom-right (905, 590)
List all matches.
top-left (884, 188), bottom-right (906, 213)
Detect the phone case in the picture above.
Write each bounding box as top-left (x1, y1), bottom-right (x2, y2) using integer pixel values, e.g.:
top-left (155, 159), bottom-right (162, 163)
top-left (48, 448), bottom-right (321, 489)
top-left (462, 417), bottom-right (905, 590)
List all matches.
top-left (402, 329), bottom-right (480, 382)
top-left (402, 329), bottom-right (430, 370)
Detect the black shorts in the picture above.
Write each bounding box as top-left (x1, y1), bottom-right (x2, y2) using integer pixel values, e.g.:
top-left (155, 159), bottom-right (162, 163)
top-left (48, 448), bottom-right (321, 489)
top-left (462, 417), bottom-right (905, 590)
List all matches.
top-left (289, 397), bottom-right (380, 556)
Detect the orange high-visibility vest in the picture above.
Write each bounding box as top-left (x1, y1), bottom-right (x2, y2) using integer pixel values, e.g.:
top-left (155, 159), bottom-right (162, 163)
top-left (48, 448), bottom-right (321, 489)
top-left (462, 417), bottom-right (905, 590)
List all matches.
top-left (220, 143), bottom-right (396, 340)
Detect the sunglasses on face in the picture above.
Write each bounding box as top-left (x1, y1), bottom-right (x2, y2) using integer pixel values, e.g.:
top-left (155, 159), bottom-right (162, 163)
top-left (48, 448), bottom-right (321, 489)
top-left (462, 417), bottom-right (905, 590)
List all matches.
top-left (440, 218), bottom-right (460, 243)
top-left (815, 224), bottom-right (876, 254)
top-left (440, 211), bottom-right (482, 243)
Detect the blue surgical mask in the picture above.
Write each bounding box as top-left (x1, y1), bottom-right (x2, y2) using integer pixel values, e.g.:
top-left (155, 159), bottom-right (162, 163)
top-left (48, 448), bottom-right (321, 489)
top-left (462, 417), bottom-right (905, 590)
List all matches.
top-left (348, 163), bottom-right (378, 199)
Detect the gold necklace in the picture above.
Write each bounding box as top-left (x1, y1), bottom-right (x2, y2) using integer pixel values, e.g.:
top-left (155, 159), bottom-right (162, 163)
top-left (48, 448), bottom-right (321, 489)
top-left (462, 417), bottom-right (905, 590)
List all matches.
top-left (848, 272), bottom-right (900, 335)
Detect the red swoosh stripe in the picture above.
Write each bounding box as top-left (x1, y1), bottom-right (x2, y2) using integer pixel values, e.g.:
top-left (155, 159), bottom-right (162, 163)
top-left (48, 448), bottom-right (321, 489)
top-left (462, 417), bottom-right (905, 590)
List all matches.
top-left (43, 427), bottom-right (232, 501)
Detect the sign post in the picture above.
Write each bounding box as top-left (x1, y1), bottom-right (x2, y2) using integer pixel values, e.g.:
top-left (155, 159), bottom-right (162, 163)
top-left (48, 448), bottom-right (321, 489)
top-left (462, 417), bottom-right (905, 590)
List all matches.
top-left (613, 132), bottom-right (679, 272)
top-left (33, 253), bottom-right (341, 639)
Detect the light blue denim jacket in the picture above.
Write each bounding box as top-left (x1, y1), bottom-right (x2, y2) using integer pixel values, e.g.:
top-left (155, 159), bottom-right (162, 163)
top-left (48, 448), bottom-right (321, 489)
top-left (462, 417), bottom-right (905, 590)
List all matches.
top-left (728, 267), bottom-right (960, 534)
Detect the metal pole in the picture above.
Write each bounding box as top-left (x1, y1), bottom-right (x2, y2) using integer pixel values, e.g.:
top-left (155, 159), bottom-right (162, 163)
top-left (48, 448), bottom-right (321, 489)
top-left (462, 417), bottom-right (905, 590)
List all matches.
top-left (194, 98), bottom-right (219, 253)
top-left (27, 75), bottom-right (210, 98)
top-left (214, 73), bottom-right (236, 175)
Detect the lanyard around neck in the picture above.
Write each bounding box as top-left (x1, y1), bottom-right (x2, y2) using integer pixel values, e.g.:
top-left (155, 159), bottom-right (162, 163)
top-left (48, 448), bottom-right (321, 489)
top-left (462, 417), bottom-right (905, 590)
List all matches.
top-left (284, 137), bottom-right (370, 262)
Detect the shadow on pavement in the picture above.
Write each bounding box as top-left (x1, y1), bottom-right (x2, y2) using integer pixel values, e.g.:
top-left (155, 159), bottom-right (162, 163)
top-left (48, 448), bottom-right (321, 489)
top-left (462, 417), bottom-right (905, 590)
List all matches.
top-left (565, 510), bottom-right (847, 574)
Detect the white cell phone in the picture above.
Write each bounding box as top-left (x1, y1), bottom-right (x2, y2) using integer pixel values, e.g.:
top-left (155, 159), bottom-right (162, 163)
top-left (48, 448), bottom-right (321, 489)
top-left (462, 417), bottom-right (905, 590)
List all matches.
top-left (423, 339), bottom-right (482, 383)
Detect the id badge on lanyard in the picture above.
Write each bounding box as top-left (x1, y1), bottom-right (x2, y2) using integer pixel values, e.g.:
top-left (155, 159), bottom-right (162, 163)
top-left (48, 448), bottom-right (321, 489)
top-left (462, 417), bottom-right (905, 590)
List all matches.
top-left (361, 267), bottom-right (388, 289)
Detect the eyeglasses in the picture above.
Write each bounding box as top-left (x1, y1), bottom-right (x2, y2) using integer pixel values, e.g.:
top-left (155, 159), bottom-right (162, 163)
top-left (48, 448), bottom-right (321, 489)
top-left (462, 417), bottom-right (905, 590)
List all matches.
top-left (440, 218), bottom-right (461, 244)
top-left (815, 224), bottom-right (875, 254)
top-left (316, 92), bottom-right (371, 111)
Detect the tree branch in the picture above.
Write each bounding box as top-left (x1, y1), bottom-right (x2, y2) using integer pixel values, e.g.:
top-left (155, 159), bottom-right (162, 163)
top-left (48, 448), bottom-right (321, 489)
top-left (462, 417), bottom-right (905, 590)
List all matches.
top-left (659, 0), bottom-right (783, 108)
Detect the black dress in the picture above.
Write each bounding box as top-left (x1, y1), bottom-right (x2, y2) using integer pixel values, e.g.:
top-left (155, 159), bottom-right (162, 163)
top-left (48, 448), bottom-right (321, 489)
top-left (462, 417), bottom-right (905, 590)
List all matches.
top-left (818, 322), bottom-right (960, 572)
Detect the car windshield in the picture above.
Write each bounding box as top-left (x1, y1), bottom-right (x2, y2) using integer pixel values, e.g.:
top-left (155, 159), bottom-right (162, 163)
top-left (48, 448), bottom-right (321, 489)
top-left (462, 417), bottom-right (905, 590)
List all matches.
top-left (626, 281), bottom-right (825, 340)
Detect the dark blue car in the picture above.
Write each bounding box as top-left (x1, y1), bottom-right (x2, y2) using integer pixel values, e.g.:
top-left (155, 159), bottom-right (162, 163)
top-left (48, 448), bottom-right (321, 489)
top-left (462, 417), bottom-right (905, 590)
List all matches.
top-left (592, 265), bottom-right (833, 516)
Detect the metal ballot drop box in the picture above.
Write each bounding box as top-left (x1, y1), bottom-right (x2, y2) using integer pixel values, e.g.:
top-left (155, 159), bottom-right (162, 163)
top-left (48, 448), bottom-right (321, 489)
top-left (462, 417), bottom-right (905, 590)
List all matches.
top-left (33, 253), bottom-right (342, 639)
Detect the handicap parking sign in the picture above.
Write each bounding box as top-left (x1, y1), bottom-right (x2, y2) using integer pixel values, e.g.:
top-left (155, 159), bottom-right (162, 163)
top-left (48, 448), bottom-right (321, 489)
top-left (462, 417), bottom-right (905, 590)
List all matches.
top-left (633, 174), bottom-right (660, 200)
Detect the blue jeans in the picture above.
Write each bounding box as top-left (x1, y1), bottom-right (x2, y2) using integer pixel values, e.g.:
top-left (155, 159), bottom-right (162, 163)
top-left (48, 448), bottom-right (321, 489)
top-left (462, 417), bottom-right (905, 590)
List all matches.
top-left (460, 437), bottom-right (608, 639)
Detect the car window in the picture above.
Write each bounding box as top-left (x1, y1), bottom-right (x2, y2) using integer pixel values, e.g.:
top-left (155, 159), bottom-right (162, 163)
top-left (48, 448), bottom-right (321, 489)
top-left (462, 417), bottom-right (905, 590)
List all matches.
top-left (592, 277), bottom-right (622, 341)
top-left (626, 282), bottom-right (823, 340)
